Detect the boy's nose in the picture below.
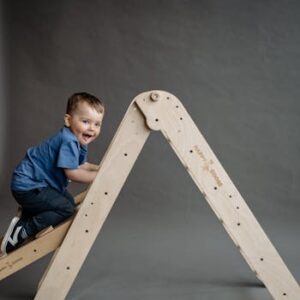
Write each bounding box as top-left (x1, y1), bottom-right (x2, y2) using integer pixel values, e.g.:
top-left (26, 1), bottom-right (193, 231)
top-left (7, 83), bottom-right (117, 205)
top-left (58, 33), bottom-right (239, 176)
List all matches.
top-left (89, 124), bottom-right (95, 130)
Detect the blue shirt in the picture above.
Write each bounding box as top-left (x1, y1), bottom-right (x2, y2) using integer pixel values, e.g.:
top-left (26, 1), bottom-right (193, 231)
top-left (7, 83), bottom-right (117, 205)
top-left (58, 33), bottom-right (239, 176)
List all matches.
top-left (11, 127), bottom-right (87, 193)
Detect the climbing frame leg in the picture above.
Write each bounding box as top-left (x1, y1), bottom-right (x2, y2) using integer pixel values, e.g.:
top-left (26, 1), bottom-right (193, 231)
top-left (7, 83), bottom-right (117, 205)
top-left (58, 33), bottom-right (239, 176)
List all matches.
top-left (135, 91), bottom-right (300, 299)
top-left (35, 103), bottom-right (151, 299)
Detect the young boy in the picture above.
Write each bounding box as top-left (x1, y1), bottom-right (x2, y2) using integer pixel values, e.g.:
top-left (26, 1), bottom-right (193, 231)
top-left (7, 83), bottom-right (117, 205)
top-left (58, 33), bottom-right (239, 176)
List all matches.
top-left (1, 92), bottom-right (104, 255)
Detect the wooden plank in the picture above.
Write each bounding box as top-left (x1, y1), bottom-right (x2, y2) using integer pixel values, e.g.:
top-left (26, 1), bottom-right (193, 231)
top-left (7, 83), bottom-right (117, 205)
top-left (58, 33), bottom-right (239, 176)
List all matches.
top-left (0, 192), bottom-right (86, 280)
top-left (135, 91), bottom-right (300, 300)
top-left (34, 102), bottom-right (151, 299)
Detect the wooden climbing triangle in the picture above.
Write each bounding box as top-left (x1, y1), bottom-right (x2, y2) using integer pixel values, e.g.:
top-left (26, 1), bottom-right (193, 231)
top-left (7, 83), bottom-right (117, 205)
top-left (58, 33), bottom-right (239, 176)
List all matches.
top-left (0, 90), bottom-right (299, 299)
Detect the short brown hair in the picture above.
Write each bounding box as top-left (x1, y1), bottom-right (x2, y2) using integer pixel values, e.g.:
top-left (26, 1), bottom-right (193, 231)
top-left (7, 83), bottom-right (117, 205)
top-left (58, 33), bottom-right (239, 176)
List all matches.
top-left (66, 92), bottom-right (104, 114)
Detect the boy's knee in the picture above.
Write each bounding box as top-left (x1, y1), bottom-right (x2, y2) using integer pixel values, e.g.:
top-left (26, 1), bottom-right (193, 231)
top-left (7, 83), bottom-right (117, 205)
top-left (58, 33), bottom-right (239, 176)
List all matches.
top-left (57, 200), bottom-right (75, 219)
top-left (63, 203), bottom-right (75, 217)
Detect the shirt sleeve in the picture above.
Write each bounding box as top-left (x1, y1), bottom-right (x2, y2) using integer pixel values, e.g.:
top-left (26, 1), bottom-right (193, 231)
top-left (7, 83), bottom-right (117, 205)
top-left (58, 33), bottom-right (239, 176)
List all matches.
top-left (79, 146), bottom-right (88, 165)
top-left (57, 141), bottom-right (80, 169)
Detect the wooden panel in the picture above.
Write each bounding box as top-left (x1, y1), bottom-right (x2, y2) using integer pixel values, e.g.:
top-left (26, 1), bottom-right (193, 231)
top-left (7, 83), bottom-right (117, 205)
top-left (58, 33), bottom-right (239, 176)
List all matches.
top-left (135, 91), bottom-right (300, 300)
top-left (34, 102), bottom-right (151, 300)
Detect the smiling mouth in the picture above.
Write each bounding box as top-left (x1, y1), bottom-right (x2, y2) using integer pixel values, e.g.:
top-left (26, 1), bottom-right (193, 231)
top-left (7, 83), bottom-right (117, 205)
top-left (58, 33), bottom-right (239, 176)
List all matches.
top-left (82, 133), bottom-right (94, 140)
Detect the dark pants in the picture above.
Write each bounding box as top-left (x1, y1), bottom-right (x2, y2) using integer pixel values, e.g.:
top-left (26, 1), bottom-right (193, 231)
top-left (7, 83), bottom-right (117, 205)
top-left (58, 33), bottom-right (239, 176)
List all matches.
top-left (12, 187), bottom-right (75, 237)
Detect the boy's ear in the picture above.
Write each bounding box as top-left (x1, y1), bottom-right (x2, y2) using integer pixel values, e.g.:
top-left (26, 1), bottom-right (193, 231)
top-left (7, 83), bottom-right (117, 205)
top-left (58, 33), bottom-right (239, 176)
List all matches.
top-left (64, 114), bottom-right (71, 127)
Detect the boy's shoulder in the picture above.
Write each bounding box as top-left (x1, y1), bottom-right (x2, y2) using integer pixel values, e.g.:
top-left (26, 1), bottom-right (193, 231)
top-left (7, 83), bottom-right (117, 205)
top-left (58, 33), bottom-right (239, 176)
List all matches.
top-left (60, 127), bottom-right (78, 142)
top-left (44, 127), bottom-right (87, 154)
top-left (58, 127), bottom-right (87, 152)
top-left (42, 127), bottom-right (78, 148)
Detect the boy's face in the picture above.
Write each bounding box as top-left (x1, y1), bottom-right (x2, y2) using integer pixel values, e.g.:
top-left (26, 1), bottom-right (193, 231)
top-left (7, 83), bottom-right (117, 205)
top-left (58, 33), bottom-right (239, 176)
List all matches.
top-left (64, 101), bottom-right (104, 146)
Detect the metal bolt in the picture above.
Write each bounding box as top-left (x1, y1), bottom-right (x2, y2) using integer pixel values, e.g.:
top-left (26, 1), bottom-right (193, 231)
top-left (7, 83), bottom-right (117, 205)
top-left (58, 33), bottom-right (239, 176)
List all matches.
top-left (150, 92), bottom-right (160, 102)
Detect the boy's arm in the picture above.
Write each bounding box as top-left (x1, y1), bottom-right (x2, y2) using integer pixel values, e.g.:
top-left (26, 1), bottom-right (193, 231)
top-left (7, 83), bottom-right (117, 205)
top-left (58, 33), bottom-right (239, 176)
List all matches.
top-left (79, 162), bottom-right (99, 171)
top-left (64, 167), bottom-right (98, 183)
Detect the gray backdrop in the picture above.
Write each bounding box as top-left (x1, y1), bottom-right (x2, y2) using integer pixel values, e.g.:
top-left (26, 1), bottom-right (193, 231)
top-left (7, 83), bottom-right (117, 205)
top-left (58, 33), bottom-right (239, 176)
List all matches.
top-left (1, 1), bottom-right (300, 299)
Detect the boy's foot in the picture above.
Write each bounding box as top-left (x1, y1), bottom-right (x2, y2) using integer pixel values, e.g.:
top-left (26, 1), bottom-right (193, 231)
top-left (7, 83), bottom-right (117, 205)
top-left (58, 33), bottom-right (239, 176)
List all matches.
top-left (1, 217), bottom-right (26, 254)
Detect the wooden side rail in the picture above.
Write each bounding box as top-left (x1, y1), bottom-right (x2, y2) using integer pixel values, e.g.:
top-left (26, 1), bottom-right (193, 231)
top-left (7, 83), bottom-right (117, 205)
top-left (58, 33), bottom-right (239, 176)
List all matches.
top-left (136, 91), bottom-right (300, 299)
top-left (35, 101), bottom-right (151, 299)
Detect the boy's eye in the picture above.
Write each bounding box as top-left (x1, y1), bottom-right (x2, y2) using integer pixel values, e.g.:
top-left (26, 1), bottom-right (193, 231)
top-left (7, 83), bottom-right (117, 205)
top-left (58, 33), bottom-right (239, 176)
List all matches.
top-left (95, 123), bottom-right (101, 127)
top-left (82, 120), bottom-right (89, 124)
